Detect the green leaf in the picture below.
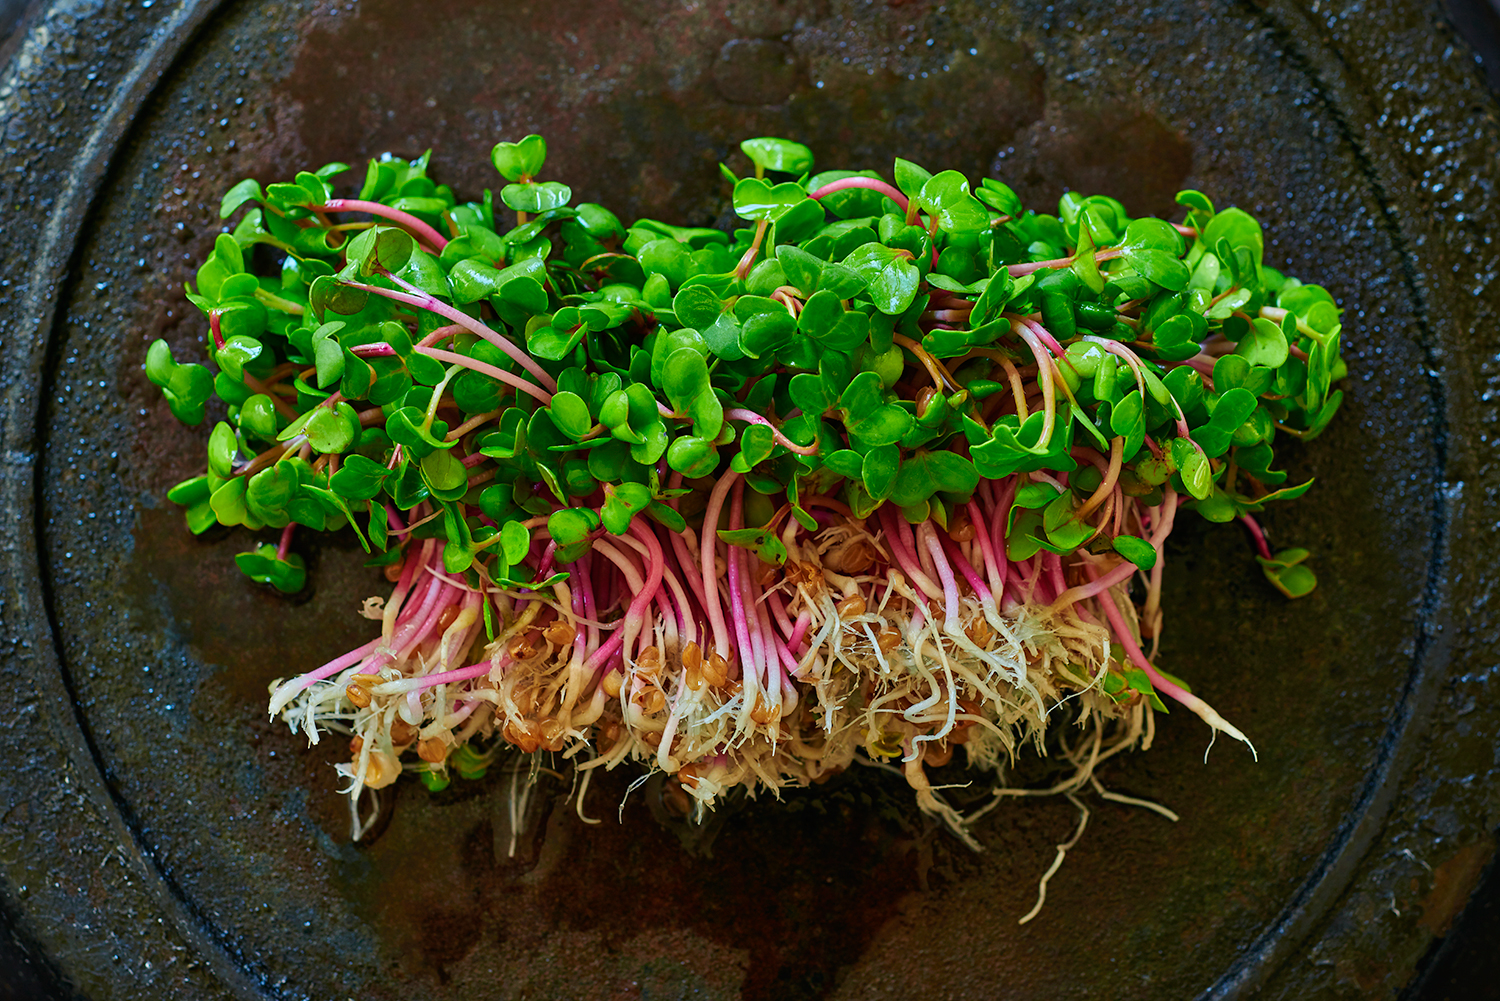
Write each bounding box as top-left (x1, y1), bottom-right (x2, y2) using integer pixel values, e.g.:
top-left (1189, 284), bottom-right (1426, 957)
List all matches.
top-left (1238, 478), bottom-right (1316, 512)
top-left (549, 391), bottom-right (593, 440)
top-left (1195, 487), bottom-right (1238, 523)
top-left (386, 406), bottom-right (454, 456)
top-left (1212, 388), bottom-right (1259, 430)
top-left (861, 443), bottom-right (900, 501)
top-left (718, 527), bottom-right (788, 565)
top-left (1236, 316), bottom-right (1289, 368)
top-left (1110, 389), bottom-right (1146, 457)
top-left (1071, 215), bottom-right (1104, 293)
top-left (1178, 447), bottom-right (1213, 500)
top-left (207, 421), bottom-right (239, 477)
top-left (889, 450), bottom-right (979, 506)
top-left (1113, 535), bottom-right (1157, 569)
top-left (304, 403), bottom-right (359, 454)
top-left (547, 507), bottom-right (599, 545)
top-left (970, 272), bottom-right (1015, 328)
top-left (841, 243), bottom-right (920, 315)
top-left (893, 157), bottom-right (933, 198)
top-left (672, 284), bottom-right (726, 329)
top-left (420, 450), bottom-right (469, 500)
top-left (914, 170), bottom-right (989, 235)
top-left (662, 348), bottom-right (723, 439)
top-left (501, 181), bottom-right (572, 213)
top-left (732, 177), bottom-right (809, 221)
top-left (637, 238), bottom-right (693, 290)
top-left (219, 178), bottom-right (263, 219)
top-left (213, 334), bottom-right (262, 380)
top-left (330, 454), bottom-right (390, 501)
top-left (740, 309), bottom-right (798, 358)
top-left (740, 137), bottom-right (814, 175)
top-left (209, 477), bottom-right (254, 528)
top-left (1175, 190), bottom-right (1214, 214)
top-left (167, 474), bottom-right (211, 507)
top-left (245, 464), bottom-right (297, 519)
top-left (1258, 548), bottom-right (1317, 598)
top-left (1120, 216), bottom-right (1184, 255)
top-left (732, 423), bottom-right (777, 471)
top-left (976, 178), bottom-right (1023, 217)
top-left (1212, 354), bottom-right (1275, 398)
top-left (789, 372), bottom-right (835, 417)
top-left (499, 521), bottom-right (532, 564)
top-left (145, 339), bottom-right (177, 387)
top-left (346, 225), bottom-right (415, 277)
top-left (235, 544), bottom-right (306, 594)
top-left (1200, 207), bottom-right (1264, 277)
top-left (1126, 248), bottom-right (1190, 291)
top-left (313, 336), bottom-right (344, 388)
top-left (492, 134), bottom-right (547, 181)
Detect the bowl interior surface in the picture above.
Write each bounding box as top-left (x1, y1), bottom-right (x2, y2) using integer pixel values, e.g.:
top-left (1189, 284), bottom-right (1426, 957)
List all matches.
top-left (36, 1), bottom-right (1444, 997)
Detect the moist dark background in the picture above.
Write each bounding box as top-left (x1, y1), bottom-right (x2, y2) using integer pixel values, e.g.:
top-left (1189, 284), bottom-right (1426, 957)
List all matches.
top-left (0, 1), bottom-right (1497, 999)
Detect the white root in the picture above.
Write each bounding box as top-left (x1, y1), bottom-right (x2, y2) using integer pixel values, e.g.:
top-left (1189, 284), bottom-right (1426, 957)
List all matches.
top-left (269, 513), bottom-right (1238, 931)
top-left (1018, 794), bottom-right (1091, 925)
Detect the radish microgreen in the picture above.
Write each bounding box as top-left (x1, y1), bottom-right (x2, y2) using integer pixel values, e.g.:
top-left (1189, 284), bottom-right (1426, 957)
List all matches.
top-left (155, 136), bottom-right (1346, 858)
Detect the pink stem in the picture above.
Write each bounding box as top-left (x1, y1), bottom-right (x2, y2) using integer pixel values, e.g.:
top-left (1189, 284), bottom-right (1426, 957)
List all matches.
top-left (726, 483), bottom-right (764, 686)
top-left (1010, 321), bottom-right (1058, 448)
top-left (415, 346), bottom-right (553, 406)
top-left (395, 583), bottom-right (459, 661)
top-left (311, 199), bottom-right (449, 252)
top-left (274, 637), bottom-right (383, 699)
top-left (345, 277), bottom-right (558, 393)
top-left (1183, 355), bottom-right (1218, 381)
top-left (384, 503), bottom-right (407, 534)
top-left (275, 522), bottom-right (296, 562)
top-left (787, 610), bottom-right (811, 652)
top-left (1007, 246), bottom-right (1124, 277)
top-left (876, 506), bottom-right (944, 603)
top-left (400, 659), bottom-right (492, 693)
top-left (1018, 317), bottom-right (1067, 360)
top-left (625, 519), bottom-right (667, 625)
top-left (1093, 579), bottom-right (1195, 708)
top-left (394, 269), bottom-right (561, 392)
top-left (967, 499), bottom-right (1007, 599)
top-left (938, 531), bottom-right (992, 604)
top-left (808, 176), bottom-right (909, 211)
top-left (1049, 556), bottom-right (1137, 612)
top-left (1046, 552), bottom-right (1067, 597)
top-left (379, 537), bottom-right (432, 642)
top-left (417, 324), bottom-right (465, 348)
top-left (700, 472), bottom-right (740, 656)
top-left (578, 553), bottom-right (599, 654)
top-left (1241, 514), bottom-right (1273, 560)
top-left (767, 589), bottom-right (795, 639)
top-left (665, 473), bottom-right (708, 601)
top-left (755, 590), bottom-right (797, 679)
top-left (724, 408), bottom-right (818, 455)
top-left (919, 522), bottom-right (962, 624)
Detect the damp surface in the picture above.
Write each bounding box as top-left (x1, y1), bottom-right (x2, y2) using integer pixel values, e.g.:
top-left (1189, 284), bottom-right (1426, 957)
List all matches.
top-left (5, 0), bottom-right (1499, 999)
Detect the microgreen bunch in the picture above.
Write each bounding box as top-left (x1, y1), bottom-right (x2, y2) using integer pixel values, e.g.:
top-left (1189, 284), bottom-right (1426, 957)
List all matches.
top-left (156, 135), bottom-right (1346, 844)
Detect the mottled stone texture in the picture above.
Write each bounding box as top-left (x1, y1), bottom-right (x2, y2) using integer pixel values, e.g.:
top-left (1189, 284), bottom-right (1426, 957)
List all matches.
top-left (0, 1), bottom-right (1496, 998)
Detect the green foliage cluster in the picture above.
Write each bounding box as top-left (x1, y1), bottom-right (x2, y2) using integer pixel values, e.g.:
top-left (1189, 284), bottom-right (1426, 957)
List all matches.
top-left (155, 136), bottom-right (1344, 597)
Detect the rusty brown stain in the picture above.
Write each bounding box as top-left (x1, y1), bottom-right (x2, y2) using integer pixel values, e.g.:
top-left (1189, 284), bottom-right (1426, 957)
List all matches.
top-left (1333, 955), bottom-right (1392, 995)
top-left (1418, 840), bottom-right (1496, 937)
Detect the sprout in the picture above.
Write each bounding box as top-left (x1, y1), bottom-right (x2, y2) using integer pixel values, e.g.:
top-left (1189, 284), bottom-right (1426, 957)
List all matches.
top-left (168, 140), bottom-right (1345, 903)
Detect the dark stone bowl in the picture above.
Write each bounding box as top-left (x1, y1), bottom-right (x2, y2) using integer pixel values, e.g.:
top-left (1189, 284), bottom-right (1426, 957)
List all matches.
top-left (1, 1), bottom-right (1497, 998)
